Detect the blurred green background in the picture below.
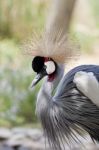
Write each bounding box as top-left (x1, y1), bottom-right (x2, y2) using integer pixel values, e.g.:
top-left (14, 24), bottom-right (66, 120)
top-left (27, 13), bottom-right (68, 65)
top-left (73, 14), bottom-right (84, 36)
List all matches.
top-left (0, 0), bottom-right (99, 127)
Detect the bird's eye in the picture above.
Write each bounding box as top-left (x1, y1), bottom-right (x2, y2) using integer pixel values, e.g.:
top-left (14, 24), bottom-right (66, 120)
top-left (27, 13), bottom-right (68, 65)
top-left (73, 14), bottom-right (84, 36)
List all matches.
top-left (32, 56), bottom-right (44, 73)
top-left (44, 61), bottom-right (56, 75)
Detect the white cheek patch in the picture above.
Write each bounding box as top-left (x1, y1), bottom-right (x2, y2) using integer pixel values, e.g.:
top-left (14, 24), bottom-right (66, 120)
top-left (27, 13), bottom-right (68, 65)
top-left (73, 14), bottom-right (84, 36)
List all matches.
top-left (45, 61), bottom-right (56, 75)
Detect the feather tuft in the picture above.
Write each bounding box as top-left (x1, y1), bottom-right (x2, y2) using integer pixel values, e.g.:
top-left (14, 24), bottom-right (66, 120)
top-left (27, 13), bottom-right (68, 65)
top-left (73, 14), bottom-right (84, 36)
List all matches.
top-left (22, 0), bottom-right (79, 64)
top-left (23, 31), bottom-right (80, 64)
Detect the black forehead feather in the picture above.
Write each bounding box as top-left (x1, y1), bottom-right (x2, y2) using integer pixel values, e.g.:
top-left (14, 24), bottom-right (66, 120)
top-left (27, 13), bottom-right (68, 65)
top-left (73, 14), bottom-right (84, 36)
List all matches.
top-left (32, 56), bottom-right (44, 73)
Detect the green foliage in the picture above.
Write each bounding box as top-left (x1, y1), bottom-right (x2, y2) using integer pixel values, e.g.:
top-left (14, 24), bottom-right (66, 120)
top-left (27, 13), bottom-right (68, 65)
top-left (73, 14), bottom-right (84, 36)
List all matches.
top-left (0, 0), bottom-right (47, 127)
top-left (0, 39), bottom-right (41, 126)
top-left (76, 32), bottom-right (96, 53)
top-left (0, 118), bottom-right (11, 128)
top-left (89, 0), bottom-right (99, 27)
top-left (0, 0), bottom-right (47, 39)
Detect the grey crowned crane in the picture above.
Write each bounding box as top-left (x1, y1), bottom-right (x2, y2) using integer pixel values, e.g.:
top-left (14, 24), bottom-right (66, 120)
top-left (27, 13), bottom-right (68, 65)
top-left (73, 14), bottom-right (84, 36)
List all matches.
top-left (28, 0), bottom-right (99, 149)
top-left (31, 56), bottom-right (99, 150)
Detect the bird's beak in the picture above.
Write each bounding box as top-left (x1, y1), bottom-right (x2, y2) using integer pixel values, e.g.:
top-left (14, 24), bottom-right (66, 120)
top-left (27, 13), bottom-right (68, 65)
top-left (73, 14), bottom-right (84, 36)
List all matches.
top-left (31, 69), bottom-right (47, 88)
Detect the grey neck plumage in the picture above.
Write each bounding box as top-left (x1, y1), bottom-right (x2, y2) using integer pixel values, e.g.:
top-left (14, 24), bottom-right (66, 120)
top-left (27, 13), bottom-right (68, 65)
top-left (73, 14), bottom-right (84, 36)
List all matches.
top-left (36, 64), bottom-right (64, 118)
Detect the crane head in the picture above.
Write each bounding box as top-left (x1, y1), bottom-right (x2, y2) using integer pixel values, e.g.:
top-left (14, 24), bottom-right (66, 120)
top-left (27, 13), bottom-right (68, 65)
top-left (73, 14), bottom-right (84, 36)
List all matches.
top-left (31, 56), bottom-right (57, 87)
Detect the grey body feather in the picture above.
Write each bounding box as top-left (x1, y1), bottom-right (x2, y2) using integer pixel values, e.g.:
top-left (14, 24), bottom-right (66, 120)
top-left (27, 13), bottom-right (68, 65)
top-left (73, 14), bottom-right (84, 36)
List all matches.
top-left (36, 65), bottom-right (99, 150)
top-left (31, 0), bottom-right (99, 149)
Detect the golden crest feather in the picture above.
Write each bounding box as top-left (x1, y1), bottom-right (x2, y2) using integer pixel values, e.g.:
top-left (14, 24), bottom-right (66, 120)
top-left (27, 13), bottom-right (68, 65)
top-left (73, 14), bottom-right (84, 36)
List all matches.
top-left (23, 0), bottom-right (79, 64)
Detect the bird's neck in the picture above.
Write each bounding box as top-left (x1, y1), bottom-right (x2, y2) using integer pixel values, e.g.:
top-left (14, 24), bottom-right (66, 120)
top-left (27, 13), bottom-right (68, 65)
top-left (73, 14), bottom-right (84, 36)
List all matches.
top-left (36, 64), bottom-right (64, 117)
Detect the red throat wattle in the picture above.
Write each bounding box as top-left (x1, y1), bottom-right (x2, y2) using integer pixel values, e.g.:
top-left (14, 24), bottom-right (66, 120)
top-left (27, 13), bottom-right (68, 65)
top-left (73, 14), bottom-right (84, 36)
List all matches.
top-left (44, 57), bottom-right (51, 62)
top-left (48, 73), bottom-right (56, 82)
